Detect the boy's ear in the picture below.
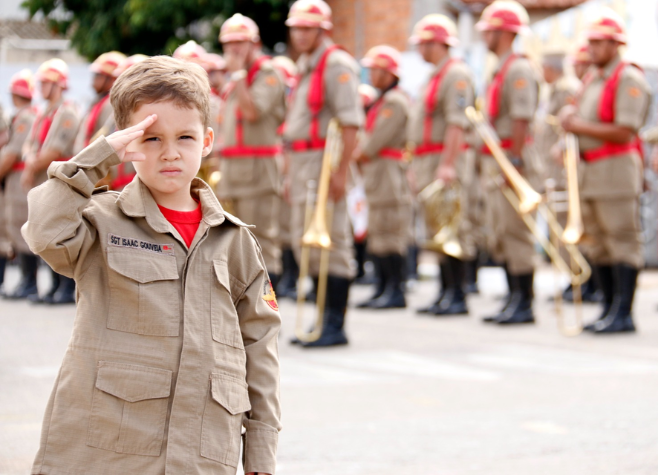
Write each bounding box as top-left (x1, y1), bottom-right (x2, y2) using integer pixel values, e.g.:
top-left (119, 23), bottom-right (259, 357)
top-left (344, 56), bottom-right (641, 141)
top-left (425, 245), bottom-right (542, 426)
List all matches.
top-left (202, 127), bottom-right (214, 158)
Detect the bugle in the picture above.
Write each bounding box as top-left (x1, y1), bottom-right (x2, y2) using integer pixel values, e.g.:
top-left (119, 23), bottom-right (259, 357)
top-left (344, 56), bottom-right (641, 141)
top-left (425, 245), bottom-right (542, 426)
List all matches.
top-left (418, 179), bottom-right (463, 259)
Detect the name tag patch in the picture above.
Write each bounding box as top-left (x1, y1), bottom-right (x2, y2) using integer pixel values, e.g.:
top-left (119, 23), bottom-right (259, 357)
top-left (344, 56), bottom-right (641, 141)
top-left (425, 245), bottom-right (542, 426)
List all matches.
top-left (108, 234), bottom-right (175, 255)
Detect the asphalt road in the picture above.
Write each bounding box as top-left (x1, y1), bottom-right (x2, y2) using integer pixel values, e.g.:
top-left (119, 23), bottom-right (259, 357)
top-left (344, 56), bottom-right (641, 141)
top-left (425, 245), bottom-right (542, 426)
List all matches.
top-left (1, 263), bottom-right (658, 475)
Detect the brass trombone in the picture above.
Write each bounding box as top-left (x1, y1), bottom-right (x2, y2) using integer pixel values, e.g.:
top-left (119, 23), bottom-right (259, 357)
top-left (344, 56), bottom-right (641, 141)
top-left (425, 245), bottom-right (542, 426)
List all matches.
top-left (295, 119), bottom-right (343, 343)
top-left (418, 179), bottom-right (464, 259)
top-left (466, 107), bottom-right (591, 336)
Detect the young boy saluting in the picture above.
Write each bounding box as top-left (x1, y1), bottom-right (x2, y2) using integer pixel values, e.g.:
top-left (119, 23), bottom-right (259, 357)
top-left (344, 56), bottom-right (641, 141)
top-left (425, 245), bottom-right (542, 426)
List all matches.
top-left (24, 56), bottom-right (280, 475)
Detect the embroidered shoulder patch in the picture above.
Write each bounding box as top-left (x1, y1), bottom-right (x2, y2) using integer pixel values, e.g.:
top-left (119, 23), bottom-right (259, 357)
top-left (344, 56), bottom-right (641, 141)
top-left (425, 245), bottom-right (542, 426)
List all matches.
top-left (108, 233), bottom-right (175, 255)
top-left (262, 279), bottom-right (279, 311)
top-left (338, 73), bottom-right (351, 84)
top-left (628, 86), bottom-right (641, 98)
top-left (513, 78), bottom-right (527, 90)
top-left (455, 80), bottom-right (467, 91)
top-left (380, 108), bottom-right (393, 119)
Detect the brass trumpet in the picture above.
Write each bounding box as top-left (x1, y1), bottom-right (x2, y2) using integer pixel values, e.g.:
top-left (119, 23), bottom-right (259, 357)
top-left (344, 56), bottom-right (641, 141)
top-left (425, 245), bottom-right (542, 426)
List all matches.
top-left (467, 106), bottom-right (591, 336)
top-left (418, 179), bottom-right (463, 259)
top-left (295, 119), bottom-right (343, 343)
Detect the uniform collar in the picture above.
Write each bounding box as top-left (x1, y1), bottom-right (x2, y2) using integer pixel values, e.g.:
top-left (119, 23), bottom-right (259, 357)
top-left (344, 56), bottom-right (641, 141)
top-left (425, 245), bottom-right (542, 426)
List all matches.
top-left (298, 37), bottom-right (333, 75)
top-left (494, 50), bottom-right (514, 74)
top-left (431, 56), bottom-right (452, 76)
top-left (599, 55), bottom-right (623, 79)
top-left (45, 98), bottom-right (64, 115)
top-left (116, 177), bottom-right (227, 234)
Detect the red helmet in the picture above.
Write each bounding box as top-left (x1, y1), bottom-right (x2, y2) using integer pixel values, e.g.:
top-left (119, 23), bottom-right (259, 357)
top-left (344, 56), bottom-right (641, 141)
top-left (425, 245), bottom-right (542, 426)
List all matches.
top-left (205, 53), bottom-right (227, 72)
top-left (37, 58), bottom-right (69, 89)
top-left (220, 14), bottom-right (260, 43)
top-left (271, 55), bottom-right (298, 88)
top-left (361, 45), bottom-right (402, 78)
top-left (585, 8), bottom-right (627, 44)
top-left (285, 0), bottom-right (333, 30)
top-left (571, 44), bottom-right (591, 65)
top-left (113, 54), bottom-right (149, 77)
top-left (10, 69), bottom-right (35, 100)
top-left (90, 51), bottom-right (127, 77)
top-left (358, 84), bottom-right (378, 109)
top-left (409, 14), bottom-right (458, 47)
top-left (476, 0), bottom-right (530, 35)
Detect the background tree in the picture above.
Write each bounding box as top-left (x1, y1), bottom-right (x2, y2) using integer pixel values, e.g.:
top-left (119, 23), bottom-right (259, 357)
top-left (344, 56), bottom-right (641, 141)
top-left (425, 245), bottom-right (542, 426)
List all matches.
top-left (22, 0), bottom-right (290, 61)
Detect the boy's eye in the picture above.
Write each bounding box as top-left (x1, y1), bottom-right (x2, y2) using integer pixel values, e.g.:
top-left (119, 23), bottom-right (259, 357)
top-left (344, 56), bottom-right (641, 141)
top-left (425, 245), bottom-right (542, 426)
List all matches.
top-left (180, 135), bottom-right (194, 140)
top-left (144, 137), bottom-right (159, 142)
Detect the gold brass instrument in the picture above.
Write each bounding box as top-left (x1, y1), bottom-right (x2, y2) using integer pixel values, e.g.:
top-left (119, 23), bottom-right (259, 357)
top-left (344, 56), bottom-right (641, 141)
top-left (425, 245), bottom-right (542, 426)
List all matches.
top-left (467, 106), bottom-right (591, 336)
top-left (418, 179), bottom-right (463, 259)
top-left (295, 118), bottom-right (343, 343)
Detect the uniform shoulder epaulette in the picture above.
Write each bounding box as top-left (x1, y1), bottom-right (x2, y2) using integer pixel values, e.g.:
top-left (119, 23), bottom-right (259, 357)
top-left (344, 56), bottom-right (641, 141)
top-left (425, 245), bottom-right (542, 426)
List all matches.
top-left (222, 211), bottom-right (254, 228)
top-left (92, 185), bottom-right (111, 195)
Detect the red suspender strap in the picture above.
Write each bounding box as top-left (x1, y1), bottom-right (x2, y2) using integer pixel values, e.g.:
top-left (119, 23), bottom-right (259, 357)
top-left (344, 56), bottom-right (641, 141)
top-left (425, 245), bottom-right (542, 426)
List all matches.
top-left (364, 88), bottom-right (407, 160)
top-left (580, 62), bottom-right (645, 162)
top-left (480, 138), bottom-right (514, 155)
top-left (84, 94), bottom-right (110, 147)
top-left (222, 56), bottom-right (283, 159)
top-left (291, 44), bottom-right (343, 152)
top-left (486, 54), bottom-right (519, 123)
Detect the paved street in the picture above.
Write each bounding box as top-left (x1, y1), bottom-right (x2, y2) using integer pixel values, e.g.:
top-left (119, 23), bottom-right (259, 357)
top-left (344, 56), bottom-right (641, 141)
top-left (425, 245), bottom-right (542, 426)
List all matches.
top-left (1, 262), bottom-right (658, 474)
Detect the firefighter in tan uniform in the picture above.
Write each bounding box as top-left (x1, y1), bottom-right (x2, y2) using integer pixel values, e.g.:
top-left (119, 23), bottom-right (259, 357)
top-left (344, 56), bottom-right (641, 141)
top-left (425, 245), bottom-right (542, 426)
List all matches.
top-left (477, 1), bottom-right (539, 325)
top-left (0, 102), bottom-right (10, 292)
top-left (102, 54), bottom-right (149, 191)
top-left (219, 14), bottom-right (286, 284)
top-left (0, 70), bottom-right (36, 297)
top-left (408, 15), bottom-right (476, 316)
top-left (284, 0), bottom-right (364, 347)
top-left (206, 52), bottom-right (227, 160)
top-left (354, 45), bottom-right (410, 309)
top-left (560, 10), bottom-right (651, 333)
top-left (73, 51), bottom-right (125, 156)
top-left (572, 44), bottom-right (592, 81)
top-left (20, 58), bottom-right (80, 304)
top-left (271, 55), bottom-right (300, 299)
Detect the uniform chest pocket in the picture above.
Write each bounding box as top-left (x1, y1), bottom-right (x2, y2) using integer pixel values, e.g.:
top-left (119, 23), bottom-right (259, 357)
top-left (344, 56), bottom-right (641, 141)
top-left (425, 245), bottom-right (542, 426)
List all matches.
top-left (107, 247), bottom-right (181, 337)
top-left (87, 361), bottom-right (172, 457)
top-left (211, 260), bottom-right (245, 349)
top-left (200, 372), bottom-right (252, 467)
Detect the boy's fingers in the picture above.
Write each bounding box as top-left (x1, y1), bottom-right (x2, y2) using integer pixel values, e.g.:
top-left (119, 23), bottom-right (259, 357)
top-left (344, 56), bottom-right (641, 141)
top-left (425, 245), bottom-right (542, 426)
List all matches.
top-left (124, 114), bottom-right (157, 134)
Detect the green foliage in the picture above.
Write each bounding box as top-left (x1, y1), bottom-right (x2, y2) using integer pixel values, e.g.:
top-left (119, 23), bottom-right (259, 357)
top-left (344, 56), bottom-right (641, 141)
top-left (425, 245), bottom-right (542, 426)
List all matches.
top-left (22, 0), bottom-right (290, 61)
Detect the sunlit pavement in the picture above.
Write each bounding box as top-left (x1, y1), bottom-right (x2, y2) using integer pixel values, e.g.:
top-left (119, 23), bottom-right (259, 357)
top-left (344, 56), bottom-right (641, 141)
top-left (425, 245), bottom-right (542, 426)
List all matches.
top-left (2, 262), bottom-right (658, 475)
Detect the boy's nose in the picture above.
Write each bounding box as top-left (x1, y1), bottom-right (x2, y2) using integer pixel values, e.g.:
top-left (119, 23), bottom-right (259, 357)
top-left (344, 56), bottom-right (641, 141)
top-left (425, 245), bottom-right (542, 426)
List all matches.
top-left (161, 142), bottom-right (181, 161)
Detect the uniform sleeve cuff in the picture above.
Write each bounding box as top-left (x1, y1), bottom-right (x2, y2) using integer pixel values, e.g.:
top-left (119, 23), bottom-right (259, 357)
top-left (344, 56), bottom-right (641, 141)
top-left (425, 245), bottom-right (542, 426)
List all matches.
top-left (243, 420), bottom-right (279, 474)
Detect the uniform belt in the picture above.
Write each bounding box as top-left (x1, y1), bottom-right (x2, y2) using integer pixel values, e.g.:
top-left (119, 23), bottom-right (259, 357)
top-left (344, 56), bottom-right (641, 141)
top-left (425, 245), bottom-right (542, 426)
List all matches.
top-left (221, 145), bottom-right (282, 158)
top-left (290, 139), bottom-right (327, 152)
top-left (581, 143), bottom-right (638, 162)
top-left (415, 143), bottom-right (470, 156)
top-left (11, 157), bottom-right (69, 172)
top-left (379, 148), bottom-right (405, 160)
top-left (480, 138), bottom-right (513, 155)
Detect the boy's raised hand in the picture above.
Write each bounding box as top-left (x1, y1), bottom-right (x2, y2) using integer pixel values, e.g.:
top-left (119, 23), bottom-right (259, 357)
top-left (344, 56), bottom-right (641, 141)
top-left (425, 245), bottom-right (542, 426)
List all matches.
top-left (106, 114), bottom-right (157, 163)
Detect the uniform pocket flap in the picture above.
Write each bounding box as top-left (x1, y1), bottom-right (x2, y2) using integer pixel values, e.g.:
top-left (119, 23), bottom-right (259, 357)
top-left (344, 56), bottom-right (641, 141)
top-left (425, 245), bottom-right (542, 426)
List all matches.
top-left (213, 260), bottom-right (232, 293)
top-left (108, 247), bottom-right (178, 283)
top-left (210, 373), bottom-right (252, 415)
top-left (96, 361), bottom-right (172, 403)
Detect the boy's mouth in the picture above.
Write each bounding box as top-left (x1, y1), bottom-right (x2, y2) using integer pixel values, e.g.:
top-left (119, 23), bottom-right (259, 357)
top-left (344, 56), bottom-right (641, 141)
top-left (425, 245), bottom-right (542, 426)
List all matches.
top-left (160, 167), bottom-right (183, 177)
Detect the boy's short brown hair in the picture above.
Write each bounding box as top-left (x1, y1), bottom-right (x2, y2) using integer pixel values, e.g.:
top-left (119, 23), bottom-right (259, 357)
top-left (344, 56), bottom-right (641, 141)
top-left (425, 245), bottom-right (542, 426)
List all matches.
top-left (111, 55), bottom-right (211, 130)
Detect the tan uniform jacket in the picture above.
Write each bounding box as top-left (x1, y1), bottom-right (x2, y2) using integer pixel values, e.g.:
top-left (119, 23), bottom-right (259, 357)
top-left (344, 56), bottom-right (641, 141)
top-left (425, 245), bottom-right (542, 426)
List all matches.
top-left (73, 93), bottom-right (113, 155)
top-left (219, 59), bottom-right (286, 200)
top-left (409, 57), bottom-right (475, 193)
top-left (361, 87), bottom-right (410, 206)
top-left (283, 39), bottom-right (364, 203)
top-left (23, 138), bottom-right (281, 475)
top-left (576, 57), bottom-right (651, 199)
top-left (2, 105), bottom-right (35, 159)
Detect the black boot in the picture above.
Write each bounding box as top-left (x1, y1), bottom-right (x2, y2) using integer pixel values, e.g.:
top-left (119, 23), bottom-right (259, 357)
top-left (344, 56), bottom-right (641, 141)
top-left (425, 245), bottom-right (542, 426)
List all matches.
top-left (0, 256), bottom-right (6, 296)
top-left (290, 277), bottom-right (320, 345)
top-left (433, 256), bottom-right (468, 316)
top-left (581, 271), bottom-right (603, 303)
top-left (302, 276), bottom-right (350, 347)
top-left (464, 257), bottom-right (479, 294)
top-left (4, 253), bottom-right (38, 300)
top-left (483, 265), bottom-right (513, 323)
top-left (497, 272), bottom-right (535, 324)
top-left (593, 265), bottom-right (638, 334)
top-left (50, 275), bottom-right (76, 305)
top-left (417, 258), bottom-right (448, 314)
top-left (29, 267), bottom-right (60, 304)
top-left (584, 266), bottom-right (613, 331)
top-left (356, 255), bottom-right (386, 308)
top-left (407, 245), bottom-right (419, 281)
top-left (277, 248), bottom-right (298, 300)
top-left (370, 254), bottom-right (406, 309)
top-left (354, 240), bottom-right (373, 284)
